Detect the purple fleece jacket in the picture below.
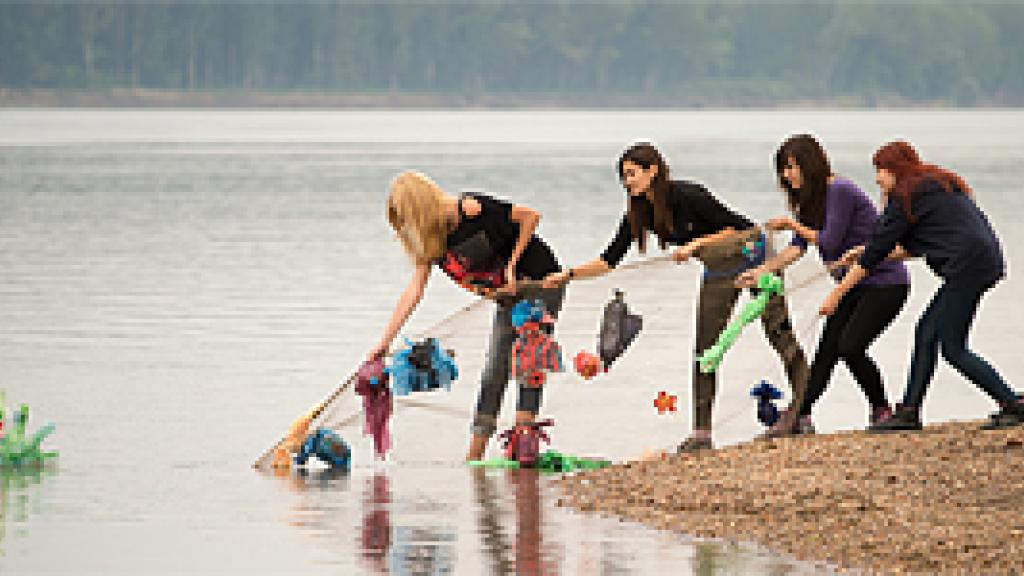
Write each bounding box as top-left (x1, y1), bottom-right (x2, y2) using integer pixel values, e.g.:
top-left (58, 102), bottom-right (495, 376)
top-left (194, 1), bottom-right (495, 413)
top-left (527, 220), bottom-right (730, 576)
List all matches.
top-left (790, 177), bottom-right (909, 286)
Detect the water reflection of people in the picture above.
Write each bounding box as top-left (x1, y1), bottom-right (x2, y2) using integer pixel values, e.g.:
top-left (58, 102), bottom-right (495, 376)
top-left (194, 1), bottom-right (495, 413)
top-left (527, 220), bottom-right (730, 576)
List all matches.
top-left (472, 468), bottom-right (560, 576)
top-left (279, 466), bottom-right (456, 575)
top-left (509, 469), bottom-right (559, 575)
top-left (361, 473), bottom-right (391, 573)
top-left (359, 472), bottom-right (455, 576)
top-left (472, 468), bottom-right (513, 575)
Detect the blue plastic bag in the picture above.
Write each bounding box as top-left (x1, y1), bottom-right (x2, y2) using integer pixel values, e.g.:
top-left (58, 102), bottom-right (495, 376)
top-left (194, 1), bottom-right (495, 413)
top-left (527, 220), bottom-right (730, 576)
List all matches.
top-left (294, 427), bottom-right (351, 470)
top-left (386, 338), bottom-right (458, 397)
top-left (750, 380), bottom-right (784, 427)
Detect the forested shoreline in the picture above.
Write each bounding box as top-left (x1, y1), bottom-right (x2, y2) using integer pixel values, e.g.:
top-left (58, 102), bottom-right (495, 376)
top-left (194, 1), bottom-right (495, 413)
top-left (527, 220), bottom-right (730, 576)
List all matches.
top-left (3, 2), bottom-right (1023, 107)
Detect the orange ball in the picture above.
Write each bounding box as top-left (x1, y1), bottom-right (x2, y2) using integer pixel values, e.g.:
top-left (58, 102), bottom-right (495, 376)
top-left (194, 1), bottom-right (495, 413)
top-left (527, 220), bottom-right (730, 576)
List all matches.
top-left (574, 351), bottom-right (602, 380)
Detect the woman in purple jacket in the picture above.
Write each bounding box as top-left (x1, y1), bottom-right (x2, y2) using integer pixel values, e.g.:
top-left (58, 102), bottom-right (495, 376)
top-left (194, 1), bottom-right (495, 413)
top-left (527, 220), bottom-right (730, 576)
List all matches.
top-left (738, 134), bottom-right (910, 435)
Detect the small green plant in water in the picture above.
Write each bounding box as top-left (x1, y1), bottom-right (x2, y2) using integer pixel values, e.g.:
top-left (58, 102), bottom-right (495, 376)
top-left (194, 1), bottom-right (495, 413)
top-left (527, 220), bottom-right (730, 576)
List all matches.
top-left (0, 395), bottom-right (58, 468)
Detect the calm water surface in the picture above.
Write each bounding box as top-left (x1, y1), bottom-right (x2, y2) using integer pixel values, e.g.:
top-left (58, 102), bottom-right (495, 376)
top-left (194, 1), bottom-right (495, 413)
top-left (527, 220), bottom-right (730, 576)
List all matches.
top-left (2, 109), bottom-right (1023, 574)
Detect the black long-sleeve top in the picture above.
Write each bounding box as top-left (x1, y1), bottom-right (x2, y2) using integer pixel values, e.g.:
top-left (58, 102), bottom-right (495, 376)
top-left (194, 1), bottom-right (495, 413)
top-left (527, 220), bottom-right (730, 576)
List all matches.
top-left (600, 180), bottom-right (753, 267)
top-left (444, 192), bottom-right (560, 280)
top-left (859, 179), bottom-right (1005, 288)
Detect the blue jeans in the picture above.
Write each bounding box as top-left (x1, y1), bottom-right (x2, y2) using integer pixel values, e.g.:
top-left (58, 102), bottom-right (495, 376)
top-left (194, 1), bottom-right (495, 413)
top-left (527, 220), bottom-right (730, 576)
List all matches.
top-left (903, 282), bottom-right (1015, 408)
top-left (471, 286), bottom-right (565, 437)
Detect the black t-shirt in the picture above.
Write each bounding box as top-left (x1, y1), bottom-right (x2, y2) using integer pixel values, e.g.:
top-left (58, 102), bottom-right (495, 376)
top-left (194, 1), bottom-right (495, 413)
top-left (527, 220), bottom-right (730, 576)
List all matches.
top-left (600, 180), bottom-right (753, 267)
top-left (442, 192), bottom-right (560, 280)
top-left (859, 179), bottom-right (1004, 287)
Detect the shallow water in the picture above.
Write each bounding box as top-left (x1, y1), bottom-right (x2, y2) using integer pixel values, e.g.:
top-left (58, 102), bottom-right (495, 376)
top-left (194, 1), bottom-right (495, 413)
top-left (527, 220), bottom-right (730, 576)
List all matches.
top-left (1, 109), bottom-right (1022, 574)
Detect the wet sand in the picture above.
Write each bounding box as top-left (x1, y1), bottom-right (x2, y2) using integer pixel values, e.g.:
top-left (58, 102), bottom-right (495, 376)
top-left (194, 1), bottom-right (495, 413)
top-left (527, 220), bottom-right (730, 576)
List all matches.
top-left (555, 421), bottom-right (1024, 574)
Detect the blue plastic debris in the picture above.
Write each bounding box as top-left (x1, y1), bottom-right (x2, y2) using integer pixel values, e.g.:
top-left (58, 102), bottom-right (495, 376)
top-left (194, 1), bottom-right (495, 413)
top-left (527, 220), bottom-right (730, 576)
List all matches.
top-left (294, 427), bottom-right (351, 470)
top-left (386, 338), bottom-right (458, 397)
top-left (750, 380), bottom-right (784, 427)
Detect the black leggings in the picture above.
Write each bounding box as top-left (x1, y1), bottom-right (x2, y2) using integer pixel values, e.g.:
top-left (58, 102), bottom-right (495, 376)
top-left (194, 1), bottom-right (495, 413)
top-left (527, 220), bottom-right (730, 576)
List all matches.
top-left (799, 284), bottom-right (909, 417)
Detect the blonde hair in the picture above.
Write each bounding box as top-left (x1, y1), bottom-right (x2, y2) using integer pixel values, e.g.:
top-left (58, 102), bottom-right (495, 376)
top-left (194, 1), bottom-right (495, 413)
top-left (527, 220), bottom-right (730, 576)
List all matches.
top-left (387, 171), bottom-right (449, 265)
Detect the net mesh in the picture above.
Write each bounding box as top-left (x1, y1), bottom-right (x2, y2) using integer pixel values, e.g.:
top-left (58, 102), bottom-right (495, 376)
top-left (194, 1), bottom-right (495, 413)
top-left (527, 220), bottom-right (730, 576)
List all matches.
top-left (254, 225), bottom-right (835, 468)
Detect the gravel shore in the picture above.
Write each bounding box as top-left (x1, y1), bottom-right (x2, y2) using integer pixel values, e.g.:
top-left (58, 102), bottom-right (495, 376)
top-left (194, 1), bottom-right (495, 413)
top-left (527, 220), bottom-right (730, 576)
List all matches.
top-left (555, 421), bottom-right (1024, 574)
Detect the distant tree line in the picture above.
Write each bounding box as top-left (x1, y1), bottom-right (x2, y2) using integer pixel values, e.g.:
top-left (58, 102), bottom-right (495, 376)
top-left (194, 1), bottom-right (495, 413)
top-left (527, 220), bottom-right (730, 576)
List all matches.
top-left (2, 2), bottom-right (1022, 105)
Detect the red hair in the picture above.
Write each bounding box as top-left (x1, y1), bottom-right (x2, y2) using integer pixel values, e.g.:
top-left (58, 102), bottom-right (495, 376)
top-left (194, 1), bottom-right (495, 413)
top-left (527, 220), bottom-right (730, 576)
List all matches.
top-left (872, 140), bottom-right (973, 221)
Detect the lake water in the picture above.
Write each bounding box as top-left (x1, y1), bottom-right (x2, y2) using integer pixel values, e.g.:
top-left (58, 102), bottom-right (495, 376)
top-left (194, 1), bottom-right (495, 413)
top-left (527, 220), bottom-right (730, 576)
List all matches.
top-left (2, 109), bottom-right (1022, 574)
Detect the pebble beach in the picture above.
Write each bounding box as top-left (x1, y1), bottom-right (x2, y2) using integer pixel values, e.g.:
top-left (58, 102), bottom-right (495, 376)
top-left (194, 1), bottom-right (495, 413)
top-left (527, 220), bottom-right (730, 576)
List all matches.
top-left (556, 421), bottom-right (1024, 574)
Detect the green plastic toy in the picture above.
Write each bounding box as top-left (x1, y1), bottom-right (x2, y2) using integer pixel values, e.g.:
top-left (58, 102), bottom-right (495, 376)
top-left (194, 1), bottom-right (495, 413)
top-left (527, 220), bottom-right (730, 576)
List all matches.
top-left (467, 450), bottom-right (611, 473)
top-left (697, 273), bottom-right (784, 374)
top-left (467, 457), bottom-right (521, 469)
top-left (0, 400), bottom-right (58, 468)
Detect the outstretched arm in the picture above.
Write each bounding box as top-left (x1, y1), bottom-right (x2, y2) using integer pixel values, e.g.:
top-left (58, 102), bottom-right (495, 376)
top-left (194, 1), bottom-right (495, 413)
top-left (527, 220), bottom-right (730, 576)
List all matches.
top-left (369, 263), bottom-right (431, 359)
top-left (673, 227), bottom-right (738, 263)
top-left (819, 264), bottom-right (868, 316)
top-left (735, 245), bottom-right (805, 288)
top-left (767, 216), bottom-right (819, 246)
top-left (543, 215), bottom-right (627, 288)
top-left (542, 256), bottom-right (611, 288)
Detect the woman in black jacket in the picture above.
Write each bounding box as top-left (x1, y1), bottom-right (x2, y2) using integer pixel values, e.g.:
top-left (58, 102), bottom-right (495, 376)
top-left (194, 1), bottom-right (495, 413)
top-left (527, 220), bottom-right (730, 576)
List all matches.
top-left (824, 140), bottom-right (1023, 430)
top-left (543, 142), bottom-right (809, 451)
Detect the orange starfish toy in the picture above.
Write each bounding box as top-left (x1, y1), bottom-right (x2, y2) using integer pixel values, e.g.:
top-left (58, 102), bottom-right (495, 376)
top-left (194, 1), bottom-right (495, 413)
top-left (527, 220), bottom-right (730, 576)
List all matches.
top-left (653, 391), bottom-right (677, 414)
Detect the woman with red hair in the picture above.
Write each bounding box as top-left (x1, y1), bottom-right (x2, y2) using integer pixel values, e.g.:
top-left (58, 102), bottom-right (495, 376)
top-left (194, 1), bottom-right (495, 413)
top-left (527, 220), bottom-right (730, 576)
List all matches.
top-left (823, 140), bottom-right (1022, 430)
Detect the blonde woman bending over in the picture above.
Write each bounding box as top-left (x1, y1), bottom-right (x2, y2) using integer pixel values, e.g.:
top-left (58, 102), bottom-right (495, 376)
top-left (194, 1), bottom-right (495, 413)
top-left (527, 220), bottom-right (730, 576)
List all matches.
top-left (370, 172), bottom-right (565, 460)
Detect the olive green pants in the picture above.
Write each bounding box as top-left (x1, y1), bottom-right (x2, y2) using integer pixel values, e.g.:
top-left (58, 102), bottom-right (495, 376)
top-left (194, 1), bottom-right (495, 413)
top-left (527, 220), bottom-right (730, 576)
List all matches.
top-left (692, 228), bottom-right (809, 430)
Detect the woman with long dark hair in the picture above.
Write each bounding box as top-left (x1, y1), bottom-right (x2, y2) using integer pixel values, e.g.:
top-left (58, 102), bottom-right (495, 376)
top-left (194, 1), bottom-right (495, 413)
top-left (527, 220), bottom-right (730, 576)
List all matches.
top-left (737, 134), bottom-right (910, 435)
top-left (824, 140), bottom-right (1023, 430)
top-left (543, 142), bottom-right (809, 451)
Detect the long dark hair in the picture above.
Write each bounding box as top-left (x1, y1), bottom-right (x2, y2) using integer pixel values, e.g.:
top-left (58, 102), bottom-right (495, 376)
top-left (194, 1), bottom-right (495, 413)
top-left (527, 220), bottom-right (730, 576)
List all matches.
top-left (774, 134), bottom-right (831, 229)
top-left (873, 140), bottom-right (973, 222)
top-left (617, 142), bottom-right (673, 253)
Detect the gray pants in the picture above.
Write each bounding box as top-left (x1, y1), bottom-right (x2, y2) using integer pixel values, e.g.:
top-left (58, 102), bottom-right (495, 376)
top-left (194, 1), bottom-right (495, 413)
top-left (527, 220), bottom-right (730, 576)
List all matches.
top-left (693, 228), bottom-right (809, 430)
top-left (471, 286), bottom-right (565, 437)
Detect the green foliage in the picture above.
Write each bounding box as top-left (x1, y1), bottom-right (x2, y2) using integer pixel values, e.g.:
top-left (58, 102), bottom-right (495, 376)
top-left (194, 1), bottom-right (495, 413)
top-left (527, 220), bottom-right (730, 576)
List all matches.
top-left (0, 2), bottom-right (1021, 105)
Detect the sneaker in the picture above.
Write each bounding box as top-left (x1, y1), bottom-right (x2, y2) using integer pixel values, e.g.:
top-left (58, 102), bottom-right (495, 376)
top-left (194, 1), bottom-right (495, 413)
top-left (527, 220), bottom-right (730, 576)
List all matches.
top-left (870, 405), bottom-right (893, 427)
top-left (795, 415), bottom-right (816, 435)
top-left (868, 404), bottom-right (922, 432)
top-left (981, 401), bottom-right (1024, 430)
top-left (676, 436), bottom-right (713, 453)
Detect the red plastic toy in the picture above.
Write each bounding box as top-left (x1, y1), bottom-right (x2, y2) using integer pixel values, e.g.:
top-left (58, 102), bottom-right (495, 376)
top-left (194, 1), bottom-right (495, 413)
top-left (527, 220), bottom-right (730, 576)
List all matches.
top-left (573, 350), bottom-right (603, 380)
top-left (499, 419), bottom-right (554, 468)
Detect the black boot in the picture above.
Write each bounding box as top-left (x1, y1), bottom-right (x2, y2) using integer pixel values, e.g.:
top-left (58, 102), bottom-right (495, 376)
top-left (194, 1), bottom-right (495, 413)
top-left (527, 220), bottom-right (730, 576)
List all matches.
top-left (981, 400), bottom-right (1024, 430)
top-left (676, 436), bottom-right (713, 453)
top-left (868, 404), bottom-right (922, 432)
